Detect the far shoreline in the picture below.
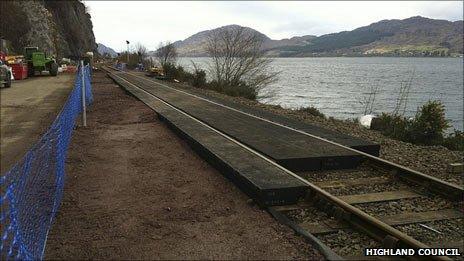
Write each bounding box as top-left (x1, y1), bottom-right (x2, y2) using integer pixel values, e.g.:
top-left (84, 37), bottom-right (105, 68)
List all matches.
top-left (175, 56), bottom-right (464, 59)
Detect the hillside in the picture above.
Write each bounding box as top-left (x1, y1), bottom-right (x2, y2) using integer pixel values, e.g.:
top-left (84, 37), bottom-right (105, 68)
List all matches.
top-left (173, 24), bottom-right (315, 57)
top-left (97, 43), bottom-right (118, 58)
top-left (281, 16), bottom-right (463, 56)
top-left (172, 16), bottom-right (463, 57)
top-left (0, 0), bottom-right (96, 58)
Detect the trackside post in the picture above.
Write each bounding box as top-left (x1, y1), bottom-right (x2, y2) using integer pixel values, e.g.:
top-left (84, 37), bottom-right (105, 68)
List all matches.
top-left (81, 60), bottom-right (87, 127)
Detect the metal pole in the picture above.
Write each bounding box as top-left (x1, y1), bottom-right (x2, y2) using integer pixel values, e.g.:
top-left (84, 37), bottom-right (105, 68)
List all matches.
top-left (126, 43), bottom-right (129, 65)
top-left (81, 60), bottom-right (87, 127)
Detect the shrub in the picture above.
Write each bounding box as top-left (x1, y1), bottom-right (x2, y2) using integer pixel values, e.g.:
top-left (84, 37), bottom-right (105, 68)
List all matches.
top-left (162, 63), bottom-right (207, 88)
top-left (409, 101), bottom-right (449, 145)
top-left (117, 52), bottom-right (142, 69)
top-left (208, 80), bottom-right (258, 100)
top-left (162, 63), bottom-right (181, 79)
top-left (296, 106), bottom-right (325, 118)
top-left (190, 67), bottom-right (206, 88)
top-left (371, 113), bottom-right (412, 140)
top-left (443, 130), bottom-right (464, 151)
top-left (371, 101), bottom-right (453, 148)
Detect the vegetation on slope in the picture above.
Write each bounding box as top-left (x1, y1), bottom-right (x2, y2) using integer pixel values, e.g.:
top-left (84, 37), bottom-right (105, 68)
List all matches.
top-left (173, 16), bottom-right (463, 57)
top-left (371, 101), bottom-right (463, 151)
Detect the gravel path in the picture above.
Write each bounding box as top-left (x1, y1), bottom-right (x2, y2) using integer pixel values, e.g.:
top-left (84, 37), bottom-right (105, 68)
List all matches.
top-left (1, 74), bottom-right (74, 174)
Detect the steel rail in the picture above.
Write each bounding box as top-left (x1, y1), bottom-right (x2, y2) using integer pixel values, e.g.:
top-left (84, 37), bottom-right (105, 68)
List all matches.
top-left (105, 68), bottom-right (452, 260)
top-left (116, 68), bottom-right (463, 201)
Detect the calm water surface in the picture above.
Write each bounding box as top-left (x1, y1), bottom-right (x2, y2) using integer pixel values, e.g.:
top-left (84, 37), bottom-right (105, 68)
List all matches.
top-left (178, 57), bottom-right (463, 130)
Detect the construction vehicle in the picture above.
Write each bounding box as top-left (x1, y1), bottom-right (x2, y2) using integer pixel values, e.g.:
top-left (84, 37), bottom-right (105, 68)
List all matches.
top-left (146, 66), bottom-right (166, 79)
top-left (0, 52), bottom-right (12, 88)
top-left (0, 61), bottom-right (12, 88)
top-left (24, 47), bottom-right (59, 77)
top-left (0, 39), bottom-right (12, 87)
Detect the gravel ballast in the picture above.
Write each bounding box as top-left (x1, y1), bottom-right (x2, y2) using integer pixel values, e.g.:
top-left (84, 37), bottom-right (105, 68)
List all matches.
top-left (156, 77), bottom-right (463, 187)
top-left (132, 73), bottom-right (463, 259)
top-left (356, 197), bottom-right (459, 216)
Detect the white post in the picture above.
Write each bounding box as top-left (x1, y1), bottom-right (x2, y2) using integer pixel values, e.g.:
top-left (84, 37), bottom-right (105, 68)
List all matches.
top-left (81, 60), bottom-right (87, 127)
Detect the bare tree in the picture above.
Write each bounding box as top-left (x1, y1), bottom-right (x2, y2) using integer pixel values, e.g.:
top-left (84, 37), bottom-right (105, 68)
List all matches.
top-left (393, 69), bottom-right (415, 116)
top-left (133, 42), bottom-right (149, 68)
top-left (134, 42), bottom-right (148, 61)
top-left (155, 41), bottom-right (177, 67)
top-left (205, 26), bottom-right (277, 97)
top-left (359, 81), bottom-right (380, 115)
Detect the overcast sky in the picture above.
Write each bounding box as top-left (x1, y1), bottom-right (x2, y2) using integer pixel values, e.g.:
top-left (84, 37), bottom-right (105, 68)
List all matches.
top-left (85, 1), bottom-right (463, 52)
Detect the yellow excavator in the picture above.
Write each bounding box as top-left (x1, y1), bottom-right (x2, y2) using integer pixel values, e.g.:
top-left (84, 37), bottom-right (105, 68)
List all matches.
top-left (146, 66), bottom-right (166, 79)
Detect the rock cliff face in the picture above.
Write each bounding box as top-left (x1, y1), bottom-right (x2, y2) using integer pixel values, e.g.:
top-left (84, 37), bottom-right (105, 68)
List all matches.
top-left (0, 0), bottom-right (96, 58)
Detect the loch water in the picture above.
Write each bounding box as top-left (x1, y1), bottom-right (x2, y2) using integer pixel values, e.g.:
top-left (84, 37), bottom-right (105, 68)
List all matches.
top-left (179, 57), bottom-right (463, 131)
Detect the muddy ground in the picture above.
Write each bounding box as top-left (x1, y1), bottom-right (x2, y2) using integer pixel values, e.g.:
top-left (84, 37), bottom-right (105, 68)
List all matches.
top-left (44, 71), bottom-right (322, 260)
top-left (0, 74), bottom-right (75, 174)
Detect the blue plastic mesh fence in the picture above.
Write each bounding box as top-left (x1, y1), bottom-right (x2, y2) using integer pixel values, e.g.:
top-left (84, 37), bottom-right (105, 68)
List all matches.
top-left (1, 65), bottom-right (93, 260)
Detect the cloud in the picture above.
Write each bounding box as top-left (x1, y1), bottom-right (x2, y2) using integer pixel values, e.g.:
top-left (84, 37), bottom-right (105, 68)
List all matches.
top-left (84, 1), bottom-right (463, 51)
top-left (419, 1), bottom-right (463, 21)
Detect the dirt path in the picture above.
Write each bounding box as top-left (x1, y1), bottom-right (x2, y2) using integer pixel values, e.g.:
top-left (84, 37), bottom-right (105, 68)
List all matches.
top-left (44, 71), bottom-right (322, 260)
top-left (0, 74), bottom-right (74, 174)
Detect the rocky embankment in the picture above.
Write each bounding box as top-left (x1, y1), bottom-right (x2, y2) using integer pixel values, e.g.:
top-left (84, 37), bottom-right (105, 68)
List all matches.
top-left (0, 0), bottom-right (96, 57)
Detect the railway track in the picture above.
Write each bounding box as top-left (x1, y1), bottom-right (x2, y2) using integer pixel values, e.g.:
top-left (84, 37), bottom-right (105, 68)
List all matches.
top-left (102, 66), bottom-right (463, 260)
top-left (274, 161), bottom-right (463, 259)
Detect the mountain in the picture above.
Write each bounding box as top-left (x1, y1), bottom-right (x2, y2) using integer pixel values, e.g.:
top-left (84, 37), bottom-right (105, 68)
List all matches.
top-left (0, 1), bottom-right (96, 57)
top-left (173, 24), bottom-right (316, 57)
top-left (279, 16), bottom-right (463, 56)
top-left (97, 43), bottom-right (118, 57)
top-left (172, 16), bottom-right (463, 57)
